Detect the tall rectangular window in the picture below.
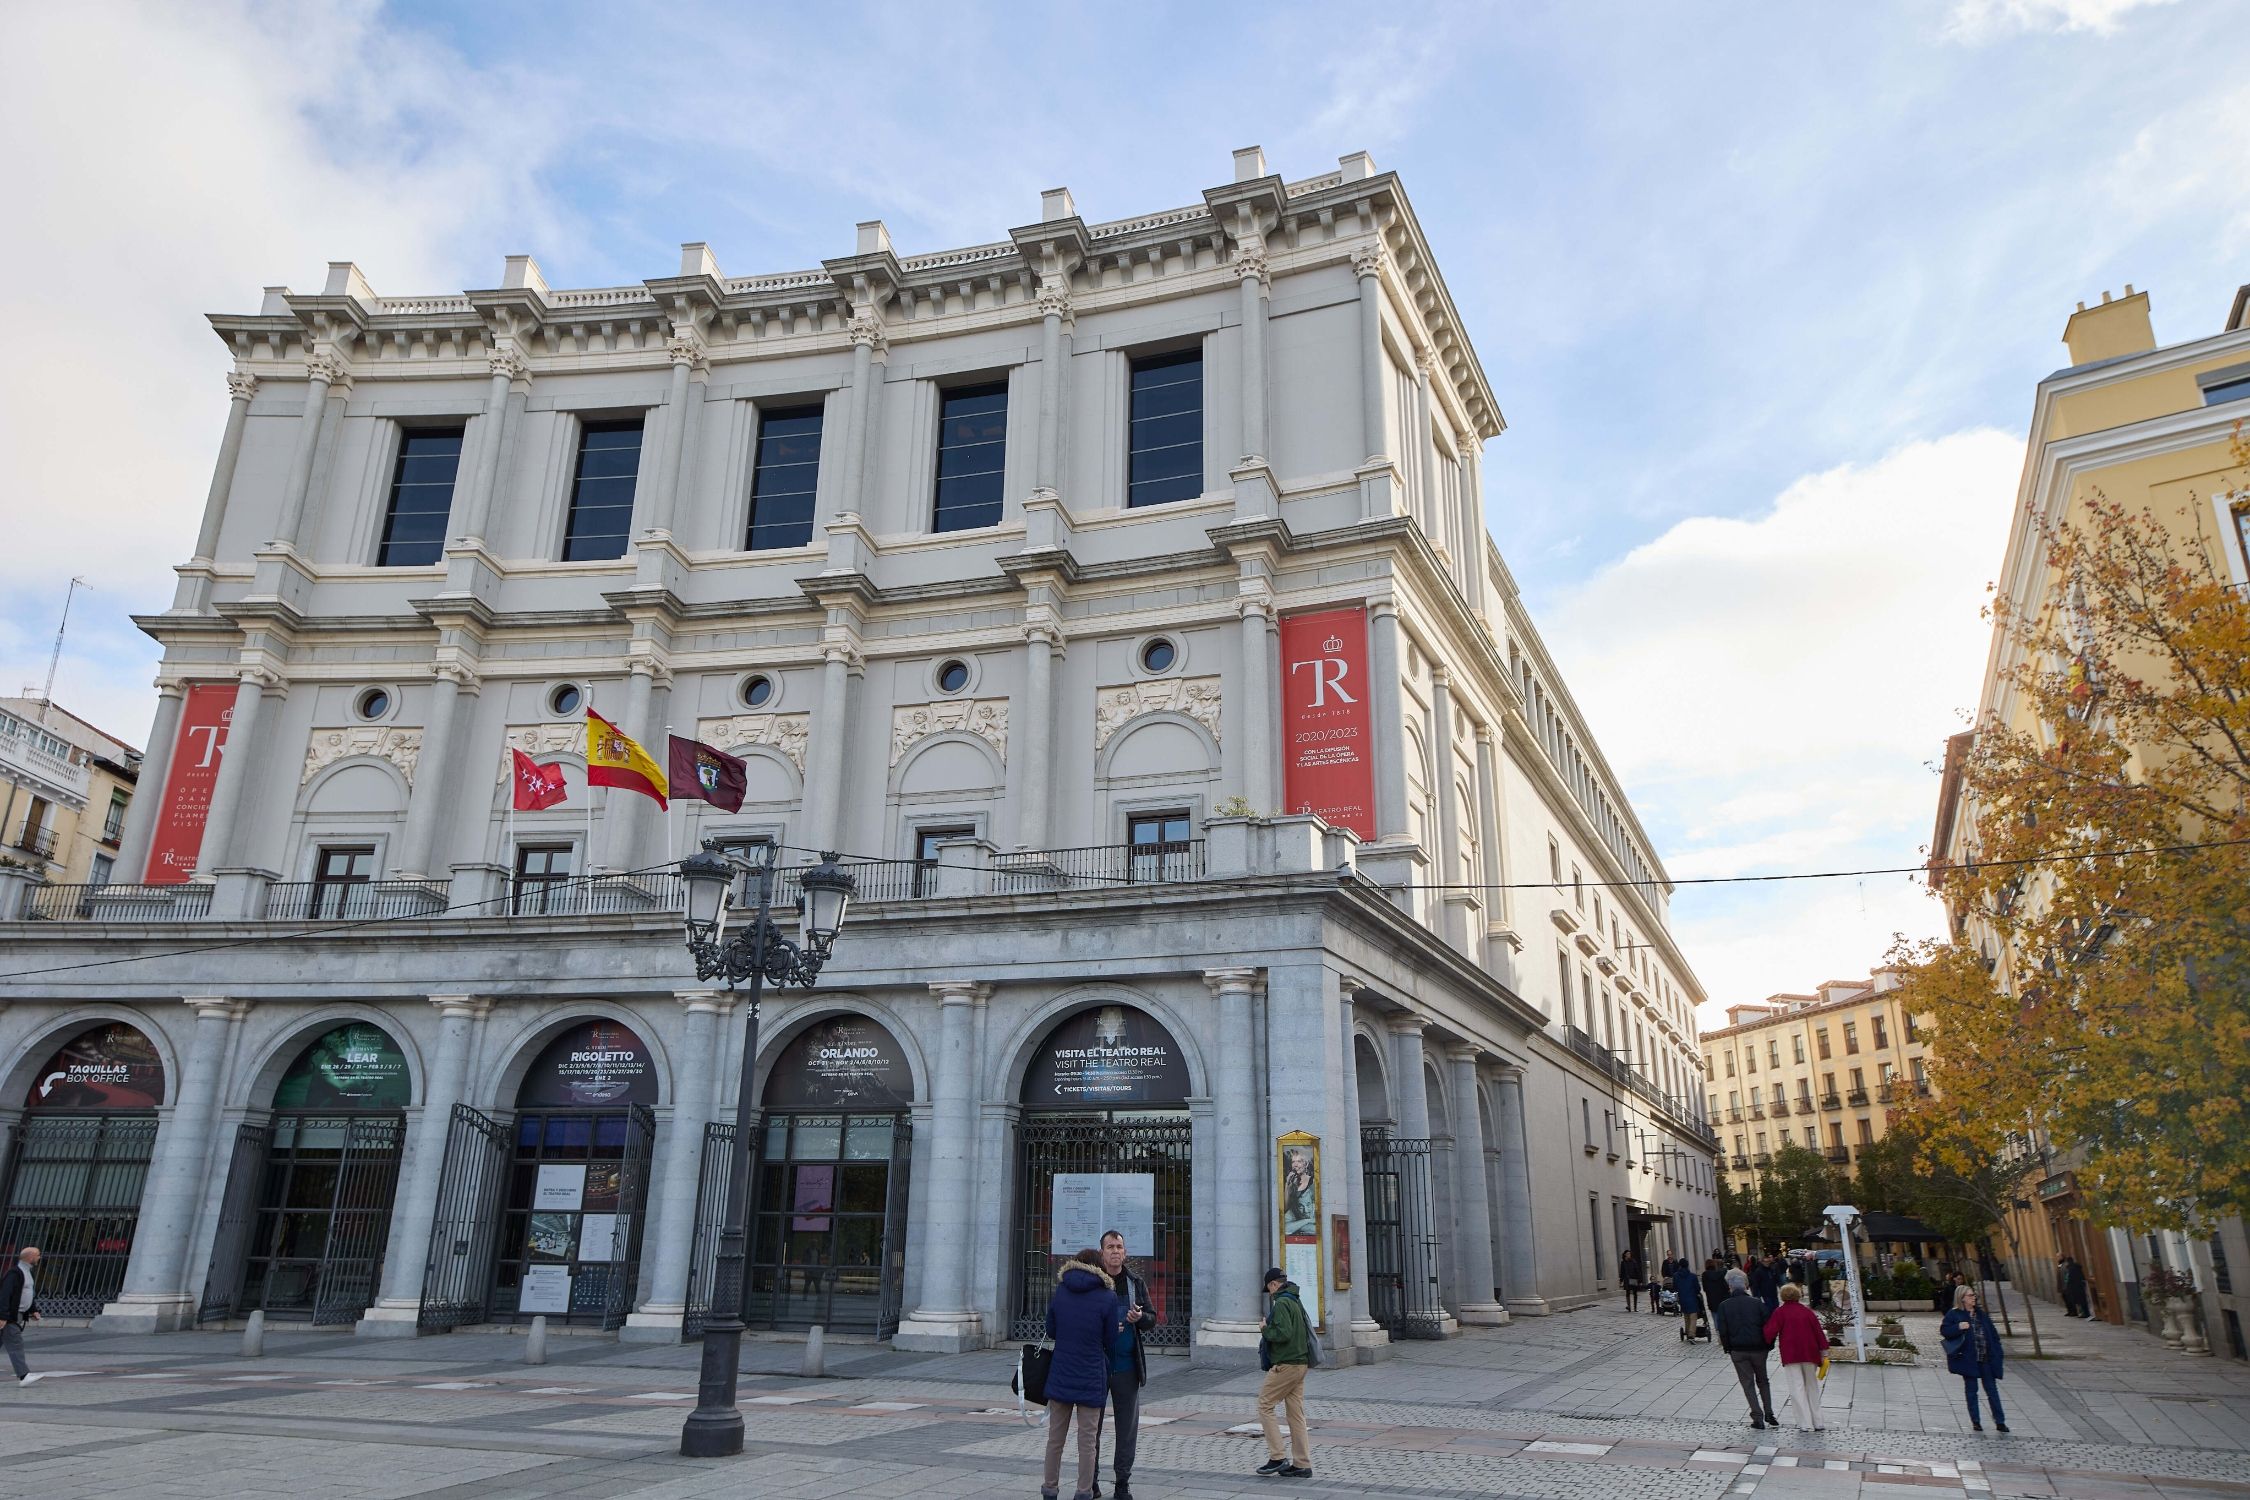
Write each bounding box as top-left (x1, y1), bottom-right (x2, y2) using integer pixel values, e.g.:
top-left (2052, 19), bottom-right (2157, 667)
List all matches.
top-left (745, 404), bottom-right (823, 550)
top-left (377, 428), bottom-right (463, 566)
top-left (1127, 348), bottom-right (1202, 506)
top-left (562, 419), bottom-right (643, 561)
top-left (932, 382), bottom-right (1008, 532)
top-left (102, 790), bottom-right (128, 844)
top-left (310, 844), bottom-right (375, 918)
top-left (514, 842), bottom-right (574, 915)
top-left (1872, 1015), bottom-right (1889, 1050)
top-left (1558, 951), bottom-right (1576, 1029)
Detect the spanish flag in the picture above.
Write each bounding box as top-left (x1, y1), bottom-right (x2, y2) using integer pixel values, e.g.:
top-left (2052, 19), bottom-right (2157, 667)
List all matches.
top-left (586, 708), bottom-right (668, 809)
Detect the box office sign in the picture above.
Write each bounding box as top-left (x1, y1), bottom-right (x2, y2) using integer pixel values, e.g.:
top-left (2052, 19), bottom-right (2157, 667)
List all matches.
top-left (25, 1022), bottom-right (166, 1110)
top-left (143, 682), bottom-right (238, 883)
top-left (763, 1016), bottom-right (914, 1110)
top-left (1279, 607), bottom-right (1376, 839)
top-left (1023, 1005), bottom-right (1189, 1108)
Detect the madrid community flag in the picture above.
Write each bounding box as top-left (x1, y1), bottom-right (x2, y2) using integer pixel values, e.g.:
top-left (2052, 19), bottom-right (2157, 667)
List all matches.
top-left (586, 708), bottom-right (668, 809)
top-left (510, 749), bottom-right (569, 811)
top-left (667, 735), bottom-right (749, 814)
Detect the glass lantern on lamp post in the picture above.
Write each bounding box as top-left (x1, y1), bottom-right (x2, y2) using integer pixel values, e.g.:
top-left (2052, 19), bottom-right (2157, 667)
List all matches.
top-left (677, 842), bottom-right (855, 1459)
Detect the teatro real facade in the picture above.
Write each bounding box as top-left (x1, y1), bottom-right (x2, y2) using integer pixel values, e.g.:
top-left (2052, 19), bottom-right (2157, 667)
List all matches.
top-left (0, 147), bottom-right (1717, 1361)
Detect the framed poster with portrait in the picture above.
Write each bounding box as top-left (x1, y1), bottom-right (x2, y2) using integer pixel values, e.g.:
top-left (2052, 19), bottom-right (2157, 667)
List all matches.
top-left (1275, 1130), bottom-right (1324, 1329)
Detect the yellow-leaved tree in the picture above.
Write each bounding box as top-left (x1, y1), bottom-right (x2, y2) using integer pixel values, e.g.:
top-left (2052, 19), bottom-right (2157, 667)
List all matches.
top-left (1891, 429), bottom-right (2250, 1233)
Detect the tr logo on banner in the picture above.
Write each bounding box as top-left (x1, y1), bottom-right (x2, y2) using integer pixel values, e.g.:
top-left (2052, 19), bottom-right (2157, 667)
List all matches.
top-left (1279, 606), bottom-right (1377, 839)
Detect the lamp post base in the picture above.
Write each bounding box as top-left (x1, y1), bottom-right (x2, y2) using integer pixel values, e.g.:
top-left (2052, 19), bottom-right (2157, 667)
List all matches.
top-left (679, 1405), bottom-right (744, 1458)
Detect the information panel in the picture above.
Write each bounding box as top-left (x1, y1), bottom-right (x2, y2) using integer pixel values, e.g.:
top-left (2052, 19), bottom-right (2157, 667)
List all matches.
top-left (144, 683), bottom-right (238, 883)
top-left (1049, 1172), bottom-right (1155, 1257)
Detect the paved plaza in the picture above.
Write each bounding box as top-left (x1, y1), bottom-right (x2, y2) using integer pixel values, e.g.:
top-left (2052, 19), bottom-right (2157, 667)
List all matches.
top-left (3, 1291), bottom-right (2246, 1499)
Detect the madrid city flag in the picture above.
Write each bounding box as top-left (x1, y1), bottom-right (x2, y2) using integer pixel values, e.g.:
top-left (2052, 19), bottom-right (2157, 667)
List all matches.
top-left (586, 708), bottom-right (668, 809)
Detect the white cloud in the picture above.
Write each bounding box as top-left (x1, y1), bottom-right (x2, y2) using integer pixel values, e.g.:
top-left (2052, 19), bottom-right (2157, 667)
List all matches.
top-left (1944, 0), bottom-right (2178, 42)
top-left (1542, 430), bottom-right (2020, 1006)
top-left (0, 1), bottom-right (571, 745)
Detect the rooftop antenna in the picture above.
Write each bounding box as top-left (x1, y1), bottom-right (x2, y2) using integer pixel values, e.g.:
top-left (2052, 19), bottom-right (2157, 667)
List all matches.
top-left (38, 576), bottom-right (89, 724)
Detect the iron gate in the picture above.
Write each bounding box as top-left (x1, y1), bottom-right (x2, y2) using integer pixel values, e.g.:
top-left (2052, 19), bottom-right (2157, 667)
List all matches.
top-left (198, 1120), bottom-right (272, 1323)
top-left (1361, 1128), bottom-right (1444, 1339)
top-left (682, 1119), bottom-right (739, 1341)
top-left (0, 1113), bottom-right (158, 1317)
top-left (1011, 1113), bottom-right (1192, 1347)
top-left (581, 1102), bottom-right (655, 1331)
top-left (418, 1104), bottom-right (511, 1331)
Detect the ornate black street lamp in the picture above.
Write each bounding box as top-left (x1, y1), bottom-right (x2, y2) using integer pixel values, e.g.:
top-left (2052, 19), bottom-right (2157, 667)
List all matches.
top-left (677, 841), bottom-right (855, 1459)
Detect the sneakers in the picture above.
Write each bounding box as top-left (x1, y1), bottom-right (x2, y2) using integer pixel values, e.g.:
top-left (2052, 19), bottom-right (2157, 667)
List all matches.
top-left (16, 1373), bottom-right (41, 1385)
top-left (1256, 1459), bottom-right (1290, 1476)
top-left (1279, 1468), bottom-right (1313, 1479)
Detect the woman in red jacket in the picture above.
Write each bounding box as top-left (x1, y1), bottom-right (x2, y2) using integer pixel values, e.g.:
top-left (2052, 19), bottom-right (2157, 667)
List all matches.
top-left (1763, 1282), bottom-right (1829, 1431)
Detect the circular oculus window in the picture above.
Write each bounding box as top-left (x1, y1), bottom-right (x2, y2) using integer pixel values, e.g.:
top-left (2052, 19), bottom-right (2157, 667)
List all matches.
top-left (548, 683), bottom-right (584, 718)
top-left (935, 659), bottom-right (971, 695)
top-left (1140, 637), bottom-right (1178, 674)
top-left (353, 687), bottom-right (392, 721)
top-left (741, 674), bottom-right (775, 709)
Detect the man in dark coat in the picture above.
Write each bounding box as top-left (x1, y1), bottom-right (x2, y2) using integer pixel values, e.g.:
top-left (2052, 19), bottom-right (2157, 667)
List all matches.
top-left (1713, 1268), bottom-right (1781, 1428)
top-left (1094, 1231), bottom-right (1152, 1500)
top-left (1699, 1256), bottom-right (1730, 1333)
top-left (1619, 1250), bottom-right (1644, 1311)
top-left (0, 1247), bottom-right (41, 1383)
top-left (1749, 1252), bottom-right (1781, 1313)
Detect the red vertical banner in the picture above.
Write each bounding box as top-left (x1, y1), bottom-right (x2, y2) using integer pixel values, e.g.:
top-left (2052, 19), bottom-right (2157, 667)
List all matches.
top-left (143, 683), bottom-right (238, 883)
top-left (1279, 605), bottom-right (1377, 839)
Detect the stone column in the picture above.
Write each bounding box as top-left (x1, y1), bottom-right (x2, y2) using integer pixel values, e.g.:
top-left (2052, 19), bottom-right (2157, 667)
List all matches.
top-left (1034, 292), bottom-right (1068, 492)
top-left (1491, 1065), bottom-right (1543, 1313)
top-left (640, 329), bottom-right (704, 538)
top-left (601, 665), bottom-right (662, 873)
top-left (113, 685), bottom-right (183, 883)
top-left (1459, 444), bottom-right (1488, 614)
top-left (838, 315), bottom-right (884, 517)
top-left (358, 995), bottom-right (489, 1336)
top-left (193, 671), bottom-right (272, 877)
top-left (1369, 602), bottom-right (1408, 840)
top-left (802, 645), bottom-right (858, 852)
top-left (1410, 349), bottom-right (1435, 534)
top-left (1430, 669), bottom-right (1464, 946)
top-left (1353, 244), bottom-right (1389, 465)
top-left (273, 351), bottom-right (347, 548)
top-left (623, 990), bottom-right (724, 1341)
top-left (1474, 724), bottom-right (1510, 941)
top-left (1447, 1047), bottom-right (1506, 1323)
top-left (1336, 976), bottom-right (1388, 1357)
top-left (1238, 245), bottom-right (1270, 461)
top-left (1016, 627), bottom-right (1058, 849)
top-left (1387, 1014), bottom-right (1449, 1331)
top-left (97, 997), bottom-right (248, 1332)
top-left (1201, 968), bottom-right (1264, 1350)
top-left (454, 350), bottom-right (525, 544)
top-left (894, 981), bottom-right (987, 1351)
top-left (1238, 598), bottom-right (1274, 812)
top-left (189, 373), bottom-right (258, 567)
top-left (392, 667), bottom-right (469, 879)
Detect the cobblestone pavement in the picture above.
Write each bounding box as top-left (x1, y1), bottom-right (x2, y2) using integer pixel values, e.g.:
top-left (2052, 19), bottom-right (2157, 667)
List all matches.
top-left (3, 1290), bottom-right (2246, 1499)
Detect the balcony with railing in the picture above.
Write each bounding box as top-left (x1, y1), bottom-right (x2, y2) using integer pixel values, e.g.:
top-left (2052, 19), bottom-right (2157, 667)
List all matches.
top-left (7, 824), bottom-right (58, 861)
top-left (1821, 1093), bottom-right (1842, 1111)
top-left (1825, 1146), bottom-right (1850, 1164)
top-left (1846, 1088), bottom-right (1870, 1107)
top-left (264, 879), bottom-right (451, 922)
top-left (20, 882), bottom-right (216, 922)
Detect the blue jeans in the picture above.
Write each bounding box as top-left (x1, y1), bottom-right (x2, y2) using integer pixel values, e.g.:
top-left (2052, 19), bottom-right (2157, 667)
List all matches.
top-left (1962, 1371), bottom-right (2005, 1425)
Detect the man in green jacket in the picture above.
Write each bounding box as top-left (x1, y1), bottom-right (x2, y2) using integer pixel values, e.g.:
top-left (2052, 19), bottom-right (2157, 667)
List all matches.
top-left (1255, 1267), bottom-right (1314, 1479)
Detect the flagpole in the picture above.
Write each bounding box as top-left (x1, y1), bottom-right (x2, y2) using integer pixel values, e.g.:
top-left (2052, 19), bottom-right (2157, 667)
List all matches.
top-left (664, 721), bottom-right (676, 867)
top-left (585, 696), bottom-right (599, 875)
top-left (506, 746), bottom-right (518, 907)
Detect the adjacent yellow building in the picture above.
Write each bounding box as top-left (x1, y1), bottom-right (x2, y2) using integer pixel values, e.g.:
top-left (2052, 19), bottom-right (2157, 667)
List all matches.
top-left (1698, 972), bottom-right (1934, 1204)
top-left (1930, 280), bottom-right (2250, 1359)
top-left (0, 695), bottom-right (142, 896)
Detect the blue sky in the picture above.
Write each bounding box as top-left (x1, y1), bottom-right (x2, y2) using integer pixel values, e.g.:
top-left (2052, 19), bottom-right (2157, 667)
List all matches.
top-left (3, 0), bottom-right (2242, 1015)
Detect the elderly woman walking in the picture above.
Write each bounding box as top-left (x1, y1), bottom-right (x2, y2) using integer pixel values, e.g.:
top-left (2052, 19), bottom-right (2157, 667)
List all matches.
top-left (1763, 1282), bottom-right (1829, 1431)
top-left (1941, 1285), bottom-right (2010, 1433)
top-left (1042, 1249), bottom-right (1120, 1500)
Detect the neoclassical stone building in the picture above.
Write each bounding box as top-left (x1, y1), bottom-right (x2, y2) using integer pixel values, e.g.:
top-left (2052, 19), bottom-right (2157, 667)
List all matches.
top-left (0, 147), bottom-right (1716, 1359)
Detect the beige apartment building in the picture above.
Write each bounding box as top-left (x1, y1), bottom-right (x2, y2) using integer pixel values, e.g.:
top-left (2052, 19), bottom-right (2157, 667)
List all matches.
top-left (1697, 971), bottom-right (1933, 1198)
top-left (0, 695), bottom-right (141, 896)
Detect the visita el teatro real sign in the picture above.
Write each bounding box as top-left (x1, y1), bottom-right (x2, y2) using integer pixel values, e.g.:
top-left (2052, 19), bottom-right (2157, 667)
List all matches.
top-left (1279, 606), bottom-right (1376, 839)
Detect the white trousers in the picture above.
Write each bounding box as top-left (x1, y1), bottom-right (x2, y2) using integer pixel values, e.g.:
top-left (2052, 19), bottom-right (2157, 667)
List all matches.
top-left (1780, 1360), bottom-right (1824, 1430)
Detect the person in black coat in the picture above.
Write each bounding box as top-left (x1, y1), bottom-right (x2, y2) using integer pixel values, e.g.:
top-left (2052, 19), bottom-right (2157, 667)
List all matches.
top-left (1713, 1268), bottom-right (1781, 1428)
top-left (1619, 1251), bottom-right (1644, 1311)
top-left (1671, 1258), bottom-right (1706, 1341)
top-left (1700, 1257), bottom-right (1730, 1332)
top-left (0, 1247), bottom-right (40, 1383)
top-left (1094, 1231), bottom-right (1152, 1500)
top-left (1748, 1253), bottom-right (1781, 1313)
top-left (1042, 1251), bottom-right (1120, 1500)
top-left (1941, 1285), bottom-right (2009, 1433)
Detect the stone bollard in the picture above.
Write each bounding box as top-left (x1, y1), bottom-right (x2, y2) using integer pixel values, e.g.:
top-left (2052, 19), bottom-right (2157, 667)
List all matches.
top-left (241, 1310), bottom-right (265, 1358)
top-left (800, 1324), bottom-right (825, 1378)
top-left (525, 1315), bottom-right (548, 1365)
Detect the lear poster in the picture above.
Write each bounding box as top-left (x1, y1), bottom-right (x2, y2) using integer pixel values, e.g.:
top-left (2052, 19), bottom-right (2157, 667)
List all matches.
top-left (1279, 607), bottom-right (1376, 839)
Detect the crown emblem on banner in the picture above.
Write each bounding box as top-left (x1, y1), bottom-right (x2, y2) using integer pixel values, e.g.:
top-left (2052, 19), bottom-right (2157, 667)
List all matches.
top-left (1322, 634), bottom-right (1343, 654)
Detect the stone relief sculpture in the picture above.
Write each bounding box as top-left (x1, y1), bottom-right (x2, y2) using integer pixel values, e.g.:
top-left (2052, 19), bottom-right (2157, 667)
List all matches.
top-left (891, 698), bottom-right (1009, 767)
top-left (301, 726), bottom-right (423, 788)
top-left (1093, 676), bottom-right (1222, 752)
top-left (696, 713), bottom-right (812, 772)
